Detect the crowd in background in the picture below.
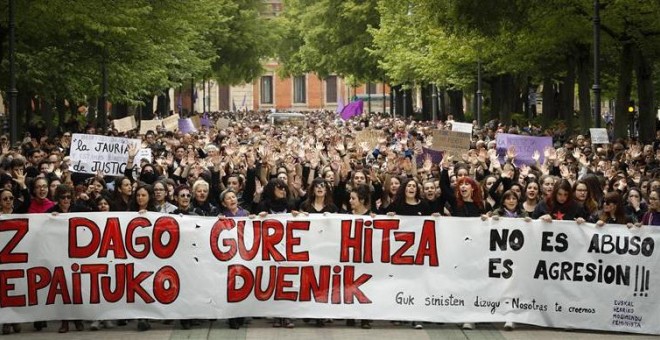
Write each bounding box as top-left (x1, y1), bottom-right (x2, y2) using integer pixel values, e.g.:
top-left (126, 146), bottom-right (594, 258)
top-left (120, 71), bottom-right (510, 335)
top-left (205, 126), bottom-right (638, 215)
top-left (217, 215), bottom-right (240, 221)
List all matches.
top-left (1, 110), bottom-right (659, 334)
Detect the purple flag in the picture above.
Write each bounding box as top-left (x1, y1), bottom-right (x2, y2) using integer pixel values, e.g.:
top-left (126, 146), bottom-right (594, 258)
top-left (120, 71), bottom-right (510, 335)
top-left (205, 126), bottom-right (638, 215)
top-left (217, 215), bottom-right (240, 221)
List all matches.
top-left (200, 113), bottom-right (211, 127)
top-left (337, 94), bottom-right (345, 115)
top-left (179, 118), bottom-right (197, 133)
top-left (340, 100), bottom-right (364, 120)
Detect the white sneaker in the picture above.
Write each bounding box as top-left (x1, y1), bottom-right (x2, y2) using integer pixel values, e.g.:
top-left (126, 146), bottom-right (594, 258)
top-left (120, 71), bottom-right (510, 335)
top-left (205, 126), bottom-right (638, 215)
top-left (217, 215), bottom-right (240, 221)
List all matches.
top-left (90, 321), bottom-right (101, 331)
top-left (412, 322), bottom-right (423, 329)
top-left (462, 323), bottom-right (475, 330)
top-left (504, 321), bottom-right (515, 331)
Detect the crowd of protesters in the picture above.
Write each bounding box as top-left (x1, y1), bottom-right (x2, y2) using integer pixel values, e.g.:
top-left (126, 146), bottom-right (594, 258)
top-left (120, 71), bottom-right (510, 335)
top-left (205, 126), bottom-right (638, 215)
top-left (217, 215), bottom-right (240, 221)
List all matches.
top-left (1, 109), bottom-right (659, 334)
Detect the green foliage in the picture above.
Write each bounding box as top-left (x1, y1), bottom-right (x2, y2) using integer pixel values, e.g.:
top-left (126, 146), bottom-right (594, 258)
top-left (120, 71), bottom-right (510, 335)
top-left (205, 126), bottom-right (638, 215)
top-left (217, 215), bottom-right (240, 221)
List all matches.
top-left (0, 0), bottom-right (272, 104)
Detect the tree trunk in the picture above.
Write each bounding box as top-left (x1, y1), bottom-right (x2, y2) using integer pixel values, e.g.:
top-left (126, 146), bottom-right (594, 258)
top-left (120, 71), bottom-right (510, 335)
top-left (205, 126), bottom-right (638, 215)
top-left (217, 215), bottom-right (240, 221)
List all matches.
top-left (142, 95), bottom-right (155, 120)
top-left (490, 77), bottom-right (502, 122)
top-left (634, 47), bottom-right (655, 143)
top-left (542, 77), bottom-right (556, 127)
top-left (500, 73), bottom-right (514, 125)
top-left (559, 55), bottom-right (576, 133)
top-left (614, 41), bottom-right (634, 140)
top-left (438, 88), bottom-right (447, 121)
top-left (576, 44), bottom-right (591, 134)
top-left (448, 89), bottom-right (464, 121)
top-left (421, 84), bottom-right (432, 121)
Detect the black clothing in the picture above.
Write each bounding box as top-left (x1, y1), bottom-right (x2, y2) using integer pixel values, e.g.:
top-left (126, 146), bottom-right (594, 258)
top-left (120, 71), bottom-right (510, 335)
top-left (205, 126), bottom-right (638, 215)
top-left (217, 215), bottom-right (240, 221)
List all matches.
top-left (532, 200), bottom-right (587, 220)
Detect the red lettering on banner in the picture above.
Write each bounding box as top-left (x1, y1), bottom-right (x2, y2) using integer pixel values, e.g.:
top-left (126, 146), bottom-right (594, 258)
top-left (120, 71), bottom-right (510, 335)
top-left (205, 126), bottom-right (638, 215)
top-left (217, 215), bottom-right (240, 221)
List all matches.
top-left (80, 264), bottom-right (107, 303)
top-left (152, 217), bottom-right (179, 259)
top-left (99, 218), bottom-right (127, 259)
top-left (339, 219), bottom-right (439, 266)
top-left (340, 219), bottom-right (363, 262)
top-left (285, 221), bottom-right (309, 261)
top-left (101, 264), bottom-right (126, 302)
top-left (0, 219), bottom-right (29, 264)
top-left (26, 267), bottom-right (50, 306)
top-left (210, 218), bottom-right (237, 261)
top-left (373, 220), bottom-right (399, 263)
top-left (0, 269), bottom-right (26, 307)
top-left (417, 220), bottom-right (439, 266)
top-left (392, 232), bottom-right (415, 265)
top-left (46, 267), bottom-right (70, 305)
top-left (261, 219), bottom-right (285, 261)
top-left (69, 217), bottom-right (101, 258)
top-left (226, 264), bottom-right (371, 304)
top-left (125, 263), bottom-right (154, 303)
top-left (237, 220), bottom-right (260, 259)
top-left (299, 266), bottom-right (330, 303)
top-left (70, 217), bottom-right (180, 259)
top-left (153, 266), bottom-right (180, 304)
top-left (343, 266), bottom-right (372, 304)
top-left (254, 266), bottom-right (276, 300)
top-left (125, 217), bottom-right (151, 259)
top-left (227, 264), bottom-right (253, 302)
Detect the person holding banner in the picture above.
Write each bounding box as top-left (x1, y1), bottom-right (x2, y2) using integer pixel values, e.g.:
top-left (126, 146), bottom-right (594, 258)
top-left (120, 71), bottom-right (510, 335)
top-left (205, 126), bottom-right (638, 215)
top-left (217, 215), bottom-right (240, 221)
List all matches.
top-left (345, 184), bottom-right (374, 329)
top-left (27, 177), bottom-right (55, 213)
top-left (624, 188), bottom-right (647, 223)
top-left (299, 177), bottom-right (338, 214)
top-left (172, 185), bottom-right (196, 215)
top-left (532, 179), bottom-right (587, 223)
top-left (47, 185), bottom-right (90, 214)
top-left (190, 179), bottom-right (220, 216)
top-left (1, 188), bottom-right (21, 334)
top-left (522, 180), bottom-right (540, 215)
top-left (594, 192), bottom-right (635, 228)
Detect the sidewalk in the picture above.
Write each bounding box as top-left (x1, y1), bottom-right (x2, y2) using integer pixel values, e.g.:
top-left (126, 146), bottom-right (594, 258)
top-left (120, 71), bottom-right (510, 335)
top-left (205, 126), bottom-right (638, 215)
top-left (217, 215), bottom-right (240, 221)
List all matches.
top-left (0, 319), bottom-right (653, 339)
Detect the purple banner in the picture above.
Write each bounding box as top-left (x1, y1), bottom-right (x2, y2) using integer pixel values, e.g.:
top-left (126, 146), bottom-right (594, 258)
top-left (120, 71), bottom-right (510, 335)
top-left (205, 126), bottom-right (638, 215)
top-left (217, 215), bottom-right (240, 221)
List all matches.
top-left (340, 100), bottom-right (364, 120)
top-left (178, 118), bottom-right (197, 133)
top-left (496, 133), bottom-right (552, 166)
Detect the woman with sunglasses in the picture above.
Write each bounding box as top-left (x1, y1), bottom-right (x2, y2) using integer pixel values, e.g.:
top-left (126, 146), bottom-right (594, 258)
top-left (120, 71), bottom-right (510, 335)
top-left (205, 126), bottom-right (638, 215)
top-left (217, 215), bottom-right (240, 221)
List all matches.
top-left (255, 178), bottom-right (297, 328)
top-left (299, 178), bottom-right (338, 214)
top-left (641, 188), bottom-right (660, 226)
top-left (172, 185), bottom-right (196, 215)
top-left (594, 192), bottom-right (634, 228)
top-left (47, 185), bottom-right (88, 214)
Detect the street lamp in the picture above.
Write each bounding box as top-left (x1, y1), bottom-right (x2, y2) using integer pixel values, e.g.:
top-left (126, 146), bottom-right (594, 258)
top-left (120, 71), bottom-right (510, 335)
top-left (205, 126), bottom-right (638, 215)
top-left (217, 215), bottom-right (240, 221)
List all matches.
top-left (477, 56), bottom-right (482, 127)
top-left (8, 0), bottom-right (18, 145)
top-left (593, 0), bottom-right (601, 128)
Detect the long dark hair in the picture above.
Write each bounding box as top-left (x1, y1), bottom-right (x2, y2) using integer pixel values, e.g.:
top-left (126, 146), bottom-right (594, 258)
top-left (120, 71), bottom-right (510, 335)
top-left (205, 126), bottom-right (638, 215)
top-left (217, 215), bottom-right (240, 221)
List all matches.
top-left (128, 183), bottom-right (156, 212)
top-left (392, 177), bottom-right (422, 208)
top-left (598, 192), bottom-right (628, 224)
top-left (545, 179), bottom-right (574, 211)
top-left (301, 177), bottom-right (333, 210)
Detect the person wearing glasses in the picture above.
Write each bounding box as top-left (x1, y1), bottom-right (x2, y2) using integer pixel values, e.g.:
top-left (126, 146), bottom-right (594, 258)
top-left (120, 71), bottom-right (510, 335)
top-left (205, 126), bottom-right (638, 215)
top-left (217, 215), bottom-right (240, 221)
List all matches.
top-left (27, 177), bottom-right (55, 213)
top-left (299, 178), bottom-right (338, 214)
top-left (594, 192), bottom-right (634, 228)
top-left (153, 180), bottom-right (176, 213)
top-left (641, 188), bottom-right (660, 226)
top-left (172, 185), bottom-right (196, 215)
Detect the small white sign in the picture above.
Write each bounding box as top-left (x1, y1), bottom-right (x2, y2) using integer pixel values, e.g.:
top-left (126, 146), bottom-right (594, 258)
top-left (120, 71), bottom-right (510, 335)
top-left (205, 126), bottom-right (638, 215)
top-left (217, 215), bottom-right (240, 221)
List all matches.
top-left (451, 121), bottom-right (473, 134)
top-left (590, 128), bottom-right (610, 144)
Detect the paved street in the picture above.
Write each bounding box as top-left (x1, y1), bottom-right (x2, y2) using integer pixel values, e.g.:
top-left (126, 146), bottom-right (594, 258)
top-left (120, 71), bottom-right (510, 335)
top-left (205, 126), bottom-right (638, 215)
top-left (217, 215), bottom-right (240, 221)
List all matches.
top-left (0, 319), bottom-right (654, 339)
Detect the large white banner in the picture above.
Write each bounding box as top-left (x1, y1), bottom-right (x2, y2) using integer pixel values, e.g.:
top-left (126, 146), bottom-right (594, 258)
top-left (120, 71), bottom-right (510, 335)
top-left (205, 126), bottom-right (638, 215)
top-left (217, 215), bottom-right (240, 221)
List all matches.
top-left (0, 213), bottom-right (658, 335)
top-left (69, 134), bottom-right (140, 176)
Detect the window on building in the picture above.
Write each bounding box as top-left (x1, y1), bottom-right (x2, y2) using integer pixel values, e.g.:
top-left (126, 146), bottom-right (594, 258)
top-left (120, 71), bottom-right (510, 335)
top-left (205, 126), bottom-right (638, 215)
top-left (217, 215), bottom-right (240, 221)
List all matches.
top-left (293, 76), bottom-right (306, 103)
top-left (367, 82), bottom-right (378, 94)
top-left (261, 76), bottom-right (273, 104)
top-left (325, 76), bottom-right (337, 103)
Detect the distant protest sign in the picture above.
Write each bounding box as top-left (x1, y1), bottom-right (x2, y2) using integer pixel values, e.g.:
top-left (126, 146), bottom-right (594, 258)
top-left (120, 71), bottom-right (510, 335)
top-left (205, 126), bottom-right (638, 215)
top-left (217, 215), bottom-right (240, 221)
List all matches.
top-left (162, 114), bottom-right (180, 131)
top-left (216, 118), bottom-right (231, 130)
top-left (139, 120), bottom-right (162, 135)
top-left (451, 121), bottom-right (473, 134)
top-left (69, 134), bottom-right (140, 176)
top-left (200, 114), bottom-right (212, 127)
top-left (355, 129), bottom-right (380, 148)
top-left (112, 116), bottom-right (137, 133)
top-left (496, 133), bottom-right (552, 166)
top-left (417, 147), bottom-right (443, 166)
top-left (190, 115), bottom-right (202, 130)
top-left (430, 130), bottom-right (471, 159)
top-left (590, 128), bottom-right (610, 144)
top-left (136, 148), bottom-right (153, 164)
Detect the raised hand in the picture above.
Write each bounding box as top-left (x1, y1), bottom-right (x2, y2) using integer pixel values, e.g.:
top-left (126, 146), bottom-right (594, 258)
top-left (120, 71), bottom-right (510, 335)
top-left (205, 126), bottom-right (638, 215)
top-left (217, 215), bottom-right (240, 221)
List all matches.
top-left (532, 150), bottom-right (541, 163)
